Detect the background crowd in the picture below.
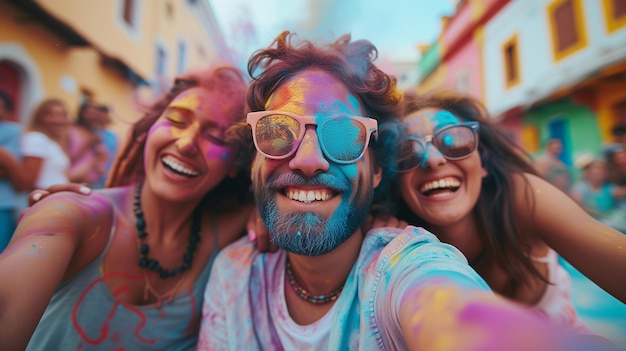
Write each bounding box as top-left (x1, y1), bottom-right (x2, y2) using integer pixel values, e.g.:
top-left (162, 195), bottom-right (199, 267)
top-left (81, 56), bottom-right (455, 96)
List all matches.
top-left (0, 92), bottom-right (118, 251)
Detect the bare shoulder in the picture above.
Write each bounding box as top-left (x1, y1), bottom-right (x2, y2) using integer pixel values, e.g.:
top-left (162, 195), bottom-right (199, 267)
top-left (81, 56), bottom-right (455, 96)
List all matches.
top-left (19, 188), bottom-right (116, 243)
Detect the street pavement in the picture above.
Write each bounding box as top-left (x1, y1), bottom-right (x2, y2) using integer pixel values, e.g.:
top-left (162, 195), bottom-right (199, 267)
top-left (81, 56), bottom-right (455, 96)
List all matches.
top-left (561, 258), bottom-right (626, 350)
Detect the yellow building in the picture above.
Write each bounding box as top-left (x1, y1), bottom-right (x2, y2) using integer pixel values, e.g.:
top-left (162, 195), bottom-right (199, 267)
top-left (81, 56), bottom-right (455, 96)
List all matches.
top-left (0, 0), bottom-right (228, 138)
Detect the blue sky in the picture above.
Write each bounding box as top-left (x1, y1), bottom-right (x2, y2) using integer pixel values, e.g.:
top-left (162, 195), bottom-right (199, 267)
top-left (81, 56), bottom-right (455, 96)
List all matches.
top-left (208, 0), bottom-right (457, 66)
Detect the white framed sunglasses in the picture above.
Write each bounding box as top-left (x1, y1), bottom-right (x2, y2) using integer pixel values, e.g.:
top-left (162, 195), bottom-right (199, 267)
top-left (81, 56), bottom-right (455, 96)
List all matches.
top-left (247, 110), bottom-right (378, 164)
top-left (397, 122), bottom-right (479, 171)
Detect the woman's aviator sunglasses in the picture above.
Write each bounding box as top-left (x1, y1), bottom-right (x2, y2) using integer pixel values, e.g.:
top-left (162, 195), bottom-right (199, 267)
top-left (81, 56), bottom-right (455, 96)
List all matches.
top-left (247, 111), bottom-right (378, 164)
top-left (397, 122), bottom-right (479, 172)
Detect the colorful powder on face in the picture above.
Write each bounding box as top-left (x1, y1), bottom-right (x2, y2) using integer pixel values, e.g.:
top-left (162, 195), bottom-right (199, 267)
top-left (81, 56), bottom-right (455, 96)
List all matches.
top-left (340, 162), bottom-right (358, 179)
top-left (432, 110), bottom-right (460, 127)
top-left (265, 79), bottom-right (300, 111)
top-left (170, 92), bottom-right (201, 111)
top-left (203, 143), bottom-right (231, 161)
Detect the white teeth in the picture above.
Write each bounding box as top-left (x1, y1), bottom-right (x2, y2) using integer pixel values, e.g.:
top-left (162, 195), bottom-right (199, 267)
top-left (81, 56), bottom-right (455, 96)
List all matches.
top-left (161, 156), bottom-right (199, 177)
top-left (287, 189), bottom-right (332, 203)
top-left (419, 177), bottom-right (460, 193)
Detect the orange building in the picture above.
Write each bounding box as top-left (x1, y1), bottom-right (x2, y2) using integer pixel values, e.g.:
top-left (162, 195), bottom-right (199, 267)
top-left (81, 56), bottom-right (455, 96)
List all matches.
top-left (0, 0), bottom-right (229, 138)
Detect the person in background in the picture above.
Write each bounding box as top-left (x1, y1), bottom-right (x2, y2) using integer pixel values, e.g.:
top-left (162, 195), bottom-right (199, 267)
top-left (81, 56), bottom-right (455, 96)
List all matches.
top-left (388, 92), bottom-right (626, 336)
top-left (569, 153), bottom-right (618, 221)
top-left (0, 98), bottom-right (71, 193)
top-left (0, 65), bottom-right (255, 351)
top-left (604, 143), bottom-right (626, 233)
top-left (93, 104), bottom-right (119, 188)
top-left (0, 91), bottom-right (24, 251)
top-left (66, 102), bottom-right (109, 187)
top-left (534, 137), bottom-right (572, 192)
top-left (196, 32), bottom-right (614, 351)
top-left (611, 124), bottom-right (626, 147)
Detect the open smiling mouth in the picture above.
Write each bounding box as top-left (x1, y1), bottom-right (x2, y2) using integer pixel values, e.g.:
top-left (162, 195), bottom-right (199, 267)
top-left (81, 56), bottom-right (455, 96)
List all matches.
top-left (161, 156), bottom-right (200, 178)
top-left (419, 177), bottom-right (460, 196)
top-left (283, 187), bottom-right (337, 203)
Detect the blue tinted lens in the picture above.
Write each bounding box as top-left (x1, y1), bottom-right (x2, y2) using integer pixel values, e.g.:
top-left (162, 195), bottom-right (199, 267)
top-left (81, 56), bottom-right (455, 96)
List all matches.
top-left (321, 117), bottom-right (366, 162)
top-left (435, 125), bottom-right (476, 158)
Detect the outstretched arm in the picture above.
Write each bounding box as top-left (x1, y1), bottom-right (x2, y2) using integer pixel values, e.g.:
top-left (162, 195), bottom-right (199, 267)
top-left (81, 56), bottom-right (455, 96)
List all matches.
top-left (399, 273), bottom-right (615, 351)
top-left (516, 173), bottom-right (626, 302)
top-left (0, 191), bottom-right (111, 350)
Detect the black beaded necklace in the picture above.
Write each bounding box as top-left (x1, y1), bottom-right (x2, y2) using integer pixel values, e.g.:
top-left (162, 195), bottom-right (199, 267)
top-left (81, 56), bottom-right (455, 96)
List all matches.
top-left (134, 182), bottom-right (202, 279)
top-left (285, 260), bottom-right (343, 304)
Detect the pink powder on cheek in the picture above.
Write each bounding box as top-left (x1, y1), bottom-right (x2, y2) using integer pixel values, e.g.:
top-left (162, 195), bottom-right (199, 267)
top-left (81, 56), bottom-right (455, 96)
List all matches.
top-left (204, 144), bottom-right (233, 161)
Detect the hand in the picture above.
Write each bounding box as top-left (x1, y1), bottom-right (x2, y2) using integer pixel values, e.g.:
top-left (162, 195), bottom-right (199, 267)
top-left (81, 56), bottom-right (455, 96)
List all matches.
top-left (362, 212), bottom-right (408, 234)
top-left (247, 207), bottom-right (278, 253)
top-left (28, 183), bottom-right (92, 207)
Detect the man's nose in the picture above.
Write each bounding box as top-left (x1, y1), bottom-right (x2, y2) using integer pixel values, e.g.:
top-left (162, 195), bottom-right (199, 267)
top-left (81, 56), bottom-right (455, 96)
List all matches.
top-left (288, 127), bottom-right (330, 177)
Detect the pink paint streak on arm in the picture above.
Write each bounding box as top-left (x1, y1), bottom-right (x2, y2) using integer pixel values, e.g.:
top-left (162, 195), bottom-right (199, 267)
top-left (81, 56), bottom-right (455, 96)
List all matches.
top-left (399, 278), bottom-right (566, 351)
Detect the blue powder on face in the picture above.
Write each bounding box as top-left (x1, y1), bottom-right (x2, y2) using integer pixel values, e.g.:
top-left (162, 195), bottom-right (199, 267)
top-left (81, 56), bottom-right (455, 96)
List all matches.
top-left (341, 163), bottom-right (358, 179)
top-left (304, 213), bottom-right (318, 226)
top-left (433, 110), bottom-right (460, 126)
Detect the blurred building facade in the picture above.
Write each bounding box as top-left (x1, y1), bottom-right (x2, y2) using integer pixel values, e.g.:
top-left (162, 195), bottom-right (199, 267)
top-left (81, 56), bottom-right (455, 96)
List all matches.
top-left (416, 0), bottom-right (510, 101)
top-left (0, 0), bottom-right (229, 137)
top-left (416, 0), bottom-right (626, 174)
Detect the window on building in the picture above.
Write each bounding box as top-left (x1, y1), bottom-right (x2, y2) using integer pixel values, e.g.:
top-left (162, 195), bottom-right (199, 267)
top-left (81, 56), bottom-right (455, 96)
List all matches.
top-left (166, 1), bottom-right (174, 20)
top-left (154, 45), bottom-right (168, 96)
top-left (548, 0), bottom-right (587, 61)
top-left (614, 0), bottom-right (626, 17)
top-left (0, 61), bottom-right (21, 122)
top-left (503, 35), bottom-right (520, 88)
top-left (603, 0), bottom-right (626, 32)
top-left (555, 1), bottom-right (577, 51)
top-left (177, 41), bottom-right (187, 75)
top-left (122, 0), bottom-right (136, 26)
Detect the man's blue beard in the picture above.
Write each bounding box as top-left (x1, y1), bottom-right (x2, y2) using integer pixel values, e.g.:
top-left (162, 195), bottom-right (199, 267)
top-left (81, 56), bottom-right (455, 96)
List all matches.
top-left (256, 188), bottom-right (373, 256)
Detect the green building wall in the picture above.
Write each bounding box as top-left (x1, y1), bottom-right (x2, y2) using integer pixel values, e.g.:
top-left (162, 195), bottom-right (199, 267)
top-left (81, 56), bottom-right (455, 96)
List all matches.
top-left (524, 98), bottom-right (602, 181)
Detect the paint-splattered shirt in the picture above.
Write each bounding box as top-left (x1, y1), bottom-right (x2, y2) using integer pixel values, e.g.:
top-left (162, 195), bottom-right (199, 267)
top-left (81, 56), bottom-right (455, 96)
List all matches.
top-left (197, 226), bottom-right (490, 350)
top-left (26, 236), bottom-right (215, 351)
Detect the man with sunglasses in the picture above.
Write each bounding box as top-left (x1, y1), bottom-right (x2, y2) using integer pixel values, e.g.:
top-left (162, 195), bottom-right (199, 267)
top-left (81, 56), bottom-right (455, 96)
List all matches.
top-left (196, 32), bottom-right (608, 351)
